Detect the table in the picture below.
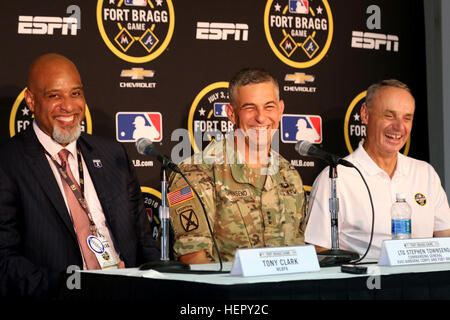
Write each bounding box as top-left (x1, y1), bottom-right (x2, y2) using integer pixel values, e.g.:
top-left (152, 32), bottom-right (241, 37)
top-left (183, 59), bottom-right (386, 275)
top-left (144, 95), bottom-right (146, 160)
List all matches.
top-left (61, 261), bottom-right (450, 301)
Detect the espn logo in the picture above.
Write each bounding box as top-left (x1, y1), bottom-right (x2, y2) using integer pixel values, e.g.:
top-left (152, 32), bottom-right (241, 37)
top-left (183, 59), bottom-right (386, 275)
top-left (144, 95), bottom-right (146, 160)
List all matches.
top-left (351, 31), bottom-right (399, 52)
top-left (18, 16), bottom-right (78, 35)
top-left (196, 22), bottom-right (248, 41)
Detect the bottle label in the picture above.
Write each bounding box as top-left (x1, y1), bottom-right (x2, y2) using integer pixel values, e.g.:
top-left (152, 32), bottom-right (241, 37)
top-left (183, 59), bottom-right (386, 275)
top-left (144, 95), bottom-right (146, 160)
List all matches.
top-left (391, 219), bottom-right (411, 235)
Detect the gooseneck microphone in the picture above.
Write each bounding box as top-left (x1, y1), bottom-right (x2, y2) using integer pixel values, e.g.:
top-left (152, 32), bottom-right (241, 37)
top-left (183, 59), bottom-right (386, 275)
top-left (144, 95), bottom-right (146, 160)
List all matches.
top-left (295, 140), bottom-right (354, 167)
top-left (136, 138), bottom-right (224, 273)
top-left (294, 140), bottom-right (375, 266)
top-left (136, 138), bottom-right (181, 173)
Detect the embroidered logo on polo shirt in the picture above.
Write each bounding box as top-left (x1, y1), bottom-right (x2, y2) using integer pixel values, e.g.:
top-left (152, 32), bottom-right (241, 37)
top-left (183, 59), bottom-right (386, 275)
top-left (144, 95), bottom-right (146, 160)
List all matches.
top-left (415, 193), bottom-right (426, 206)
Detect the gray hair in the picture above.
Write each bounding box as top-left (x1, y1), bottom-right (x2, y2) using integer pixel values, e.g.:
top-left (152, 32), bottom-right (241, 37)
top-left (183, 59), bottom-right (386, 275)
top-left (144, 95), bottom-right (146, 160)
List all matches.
top-left (228, 68), bottom-right (279, 107)
top-left (365, 79), bottom-right (412, 108)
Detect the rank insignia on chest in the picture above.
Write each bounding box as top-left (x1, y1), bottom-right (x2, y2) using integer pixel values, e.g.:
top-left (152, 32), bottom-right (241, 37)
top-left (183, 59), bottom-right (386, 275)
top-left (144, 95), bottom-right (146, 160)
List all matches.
top-left (280, 183), bottom-right (297, 195)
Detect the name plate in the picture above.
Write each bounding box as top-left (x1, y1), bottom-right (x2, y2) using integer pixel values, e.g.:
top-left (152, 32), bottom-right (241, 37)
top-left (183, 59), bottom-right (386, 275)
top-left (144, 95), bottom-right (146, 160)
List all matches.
top-left (379, 237), bottom-right (450, 266)
top-left (230, 245), bottom-right (320, 277)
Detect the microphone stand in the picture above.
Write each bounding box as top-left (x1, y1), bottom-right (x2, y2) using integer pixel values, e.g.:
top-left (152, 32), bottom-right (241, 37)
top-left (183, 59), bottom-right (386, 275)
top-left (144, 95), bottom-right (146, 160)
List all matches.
top-left (139, 162), bottom-right (190, 272)
top-left (317, 164), bottom-right (359, 267)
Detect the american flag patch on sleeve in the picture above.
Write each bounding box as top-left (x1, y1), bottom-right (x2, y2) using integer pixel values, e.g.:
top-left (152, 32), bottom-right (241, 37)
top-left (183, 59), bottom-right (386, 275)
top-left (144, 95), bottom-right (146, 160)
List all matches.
top-left (167, 185), bottom-right (194, 206)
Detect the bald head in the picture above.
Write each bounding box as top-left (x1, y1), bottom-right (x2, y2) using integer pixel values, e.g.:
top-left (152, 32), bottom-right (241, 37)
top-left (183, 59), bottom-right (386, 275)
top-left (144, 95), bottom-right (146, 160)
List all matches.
top-left (24, 53), bottom-right (86, 146)
top-left (27, 53), bottom-right (82, 92)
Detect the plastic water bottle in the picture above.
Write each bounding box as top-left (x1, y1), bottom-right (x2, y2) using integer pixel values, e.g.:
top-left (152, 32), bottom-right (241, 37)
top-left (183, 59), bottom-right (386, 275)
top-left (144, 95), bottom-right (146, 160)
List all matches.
top-left (391, 193), bottom-right (412, 240)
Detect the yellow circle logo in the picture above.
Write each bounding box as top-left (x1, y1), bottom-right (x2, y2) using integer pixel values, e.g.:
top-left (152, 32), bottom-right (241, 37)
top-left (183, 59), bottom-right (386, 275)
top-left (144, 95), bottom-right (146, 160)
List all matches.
top-left (343, 90), bottom-right (410, 155)
top-left (264, 0), bottom-right (333, 68)
top-left (97, 0), bottom-right (175, 63)
top-left (141, 186), bottom-right (162, 239)
top-left (188, 82), bottom-right (231, 153)
top-left (9, 88), bottom-right (93, 137)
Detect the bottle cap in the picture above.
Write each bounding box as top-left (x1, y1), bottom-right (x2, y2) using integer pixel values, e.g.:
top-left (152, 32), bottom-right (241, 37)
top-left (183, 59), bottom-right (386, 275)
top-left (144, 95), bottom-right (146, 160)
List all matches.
top-left (396, 193), bottom-right (406, 200)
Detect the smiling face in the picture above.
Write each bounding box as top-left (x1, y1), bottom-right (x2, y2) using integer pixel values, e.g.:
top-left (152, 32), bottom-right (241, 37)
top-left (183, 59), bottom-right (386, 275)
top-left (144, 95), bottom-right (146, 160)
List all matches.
top-left (24, 54), bottom-right (86, 146)
top-left (226, 81), bottom-right (284, 149)
top-left (361, 86), bottom-right (415, 159)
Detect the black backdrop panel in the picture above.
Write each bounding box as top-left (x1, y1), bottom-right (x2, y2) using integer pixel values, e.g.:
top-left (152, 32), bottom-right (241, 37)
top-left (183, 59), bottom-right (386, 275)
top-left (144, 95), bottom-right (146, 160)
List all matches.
top-left (0, 0), bottom-right (428, 237)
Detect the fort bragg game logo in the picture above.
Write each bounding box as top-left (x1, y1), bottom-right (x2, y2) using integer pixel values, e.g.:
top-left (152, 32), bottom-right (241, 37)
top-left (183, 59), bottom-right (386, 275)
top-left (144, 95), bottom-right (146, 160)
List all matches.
top-left (344, 90), bottom-right (410, 155)
top-left (141, 186), bottom-right (162, 239)
top-left (188, 82), bottom-right (232, 153)
top-left (264, 0), bottom-right (333, 68)
top-left (97, 0), bottom-right (174, 63)
top-left (10, 88), bottom-right (92, 137)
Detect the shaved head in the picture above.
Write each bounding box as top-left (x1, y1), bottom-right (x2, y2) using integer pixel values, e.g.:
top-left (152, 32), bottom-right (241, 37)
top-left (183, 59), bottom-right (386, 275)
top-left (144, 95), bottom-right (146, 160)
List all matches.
top-left (24, 53), bottom-right (86, 146)
top-left (27, 53), bottom-right (81, 92)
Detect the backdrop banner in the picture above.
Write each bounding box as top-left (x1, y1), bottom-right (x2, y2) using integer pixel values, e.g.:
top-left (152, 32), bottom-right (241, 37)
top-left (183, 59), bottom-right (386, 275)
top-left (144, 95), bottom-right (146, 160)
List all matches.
top-left (0, 0), bottom-right (428, 239)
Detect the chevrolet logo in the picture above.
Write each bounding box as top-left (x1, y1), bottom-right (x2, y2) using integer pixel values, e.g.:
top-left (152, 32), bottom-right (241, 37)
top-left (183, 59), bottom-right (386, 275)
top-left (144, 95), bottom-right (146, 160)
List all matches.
top-left (120, 68), bottom-right (155, 80)
top-left (284, 73), bottom-right (315, 84)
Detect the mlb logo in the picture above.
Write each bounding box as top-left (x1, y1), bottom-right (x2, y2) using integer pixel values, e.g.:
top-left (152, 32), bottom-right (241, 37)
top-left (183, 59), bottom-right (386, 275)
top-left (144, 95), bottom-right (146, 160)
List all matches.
top-left (116, 112), bottom-right (163, 143)
top-left (289, 0), bottom-right (309, 14)
top-left (281, 114), bottom-right (322, 144)
top-left (214, 103), bottom-right (228, 117)
top-left (124, 0), bottom-right (147, 6)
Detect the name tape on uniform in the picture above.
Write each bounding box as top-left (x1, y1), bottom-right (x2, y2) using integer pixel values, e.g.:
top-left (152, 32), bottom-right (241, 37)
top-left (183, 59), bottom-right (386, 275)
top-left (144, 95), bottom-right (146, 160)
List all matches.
top-left (230, 245), bottom-right (320, 277)
top-left (378, 237), bottom-right (450, 266)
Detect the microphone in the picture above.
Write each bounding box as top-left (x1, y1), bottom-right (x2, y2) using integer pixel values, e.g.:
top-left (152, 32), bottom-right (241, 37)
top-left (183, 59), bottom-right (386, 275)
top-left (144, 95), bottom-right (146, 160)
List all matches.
top-left (136, 137), bottom-right (225, 273)
top-left (136, 138), bottom-right (181, 173)
top-left (295, 140), bottom-right (354, 167)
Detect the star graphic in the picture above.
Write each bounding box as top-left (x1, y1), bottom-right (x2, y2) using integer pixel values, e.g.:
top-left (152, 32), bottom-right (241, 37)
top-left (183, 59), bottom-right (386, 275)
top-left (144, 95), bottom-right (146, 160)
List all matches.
top-left (353, 113), bottom-right (360, 121)
top-left (22, 106), bottom-right (30, 116)
top-left (199, 108), bottom-right (206, 116)
top-left (109, 0), bottom-right (115, 4)
top-left (316, 6), bottom-right (323, 14)
top-left (156, 0), bottom-right (163, 6)
top-left (274, 2), bottom-right (281, 12)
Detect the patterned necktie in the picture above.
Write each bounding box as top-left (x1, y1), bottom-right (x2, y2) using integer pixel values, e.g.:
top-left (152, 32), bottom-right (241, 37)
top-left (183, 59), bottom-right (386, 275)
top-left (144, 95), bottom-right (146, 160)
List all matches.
top-left (58, 149), bottom-right (100, 270)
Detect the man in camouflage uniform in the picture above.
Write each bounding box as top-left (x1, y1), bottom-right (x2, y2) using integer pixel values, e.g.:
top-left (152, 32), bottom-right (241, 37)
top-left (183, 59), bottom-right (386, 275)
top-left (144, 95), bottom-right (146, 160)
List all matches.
top-left (168, 68), bottom-right (307, 264)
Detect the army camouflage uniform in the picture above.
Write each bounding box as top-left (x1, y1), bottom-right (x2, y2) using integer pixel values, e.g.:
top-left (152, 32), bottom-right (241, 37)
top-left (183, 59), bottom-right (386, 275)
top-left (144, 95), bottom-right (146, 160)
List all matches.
top-left (168, 137), bottom-right (307, 262)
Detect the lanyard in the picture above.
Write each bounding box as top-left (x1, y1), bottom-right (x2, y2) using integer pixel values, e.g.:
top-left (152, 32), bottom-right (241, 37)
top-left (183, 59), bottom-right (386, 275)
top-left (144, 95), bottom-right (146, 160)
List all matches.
top-left (45, 149), bottom-right (97, 236)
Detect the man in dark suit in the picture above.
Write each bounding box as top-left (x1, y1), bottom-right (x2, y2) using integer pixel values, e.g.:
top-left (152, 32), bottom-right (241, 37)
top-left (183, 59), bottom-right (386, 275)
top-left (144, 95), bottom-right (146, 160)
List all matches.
top-left (0, 53), bottom-right (159, 298)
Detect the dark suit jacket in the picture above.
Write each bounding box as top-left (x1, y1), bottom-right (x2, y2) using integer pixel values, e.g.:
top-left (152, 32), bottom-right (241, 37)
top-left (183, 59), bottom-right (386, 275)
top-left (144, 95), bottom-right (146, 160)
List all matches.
top-left (0, 129), bottom-right (160, 298)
